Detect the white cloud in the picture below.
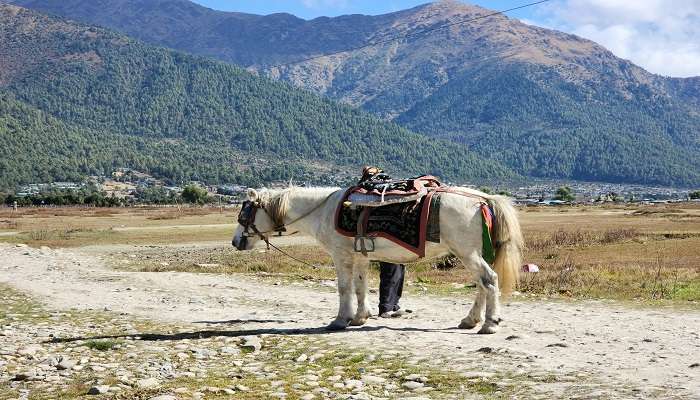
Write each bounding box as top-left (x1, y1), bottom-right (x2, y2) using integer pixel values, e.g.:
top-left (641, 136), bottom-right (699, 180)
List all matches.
top-left (534, 0), bottom-right (700, 77)
top-left (301, 0), bottom-right (349, 10)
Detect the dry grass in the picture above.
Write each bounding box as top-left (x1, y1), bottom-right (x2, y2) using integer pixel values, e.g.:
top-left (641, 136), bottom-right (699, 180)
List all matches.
top-left (0, 205), bottom-right (239, 247)
top-left (0, 219), bottom-right (19, 229)
top-left (518, 205), bottom-right (700, 302)
top-left (518, 257), bottom-right (699, 301)
top-left (528, 228), bottom-right (640, 252)
top-left (2, 204), bottom-right (699, 303)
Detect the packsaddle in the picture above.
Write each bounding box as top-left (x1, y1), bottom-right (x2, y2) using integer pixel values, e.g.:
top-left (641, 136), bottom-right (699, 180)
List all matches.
top-left (338, 167), bottom-right (443, 255)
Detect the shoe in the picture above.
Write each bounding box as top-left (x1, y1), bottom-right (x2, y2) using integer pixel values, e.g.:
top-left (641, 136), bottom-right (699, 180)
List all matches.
top-left (379, 310), bottom-right (404, 318)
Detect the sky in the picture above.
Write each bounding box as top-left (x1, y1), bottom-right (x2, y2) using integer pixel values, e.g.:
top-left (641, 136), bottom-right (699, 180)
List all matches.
top-left (192, 1), bottom-right (700, 77)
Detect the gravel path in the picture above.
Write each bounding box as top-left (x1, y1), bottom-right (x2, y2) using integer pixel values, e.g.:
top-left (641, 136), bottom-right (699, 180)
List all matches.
top-left (1, 243), bottom-right (698, 399)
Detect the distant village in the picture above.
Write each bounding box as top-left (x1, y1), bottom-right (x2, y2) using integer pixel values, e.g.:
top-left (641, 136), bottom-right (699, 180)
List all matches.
top-left (6, 168), bottom-right (699, 207)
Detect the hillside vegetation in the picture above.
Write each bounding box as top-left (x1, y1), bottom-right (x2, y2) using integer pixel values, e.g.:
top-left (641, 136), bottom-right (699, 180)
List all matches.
top-left (0, 4), bottom-right (513, 189)
top-left (15, 0), bottom-right (699, 186)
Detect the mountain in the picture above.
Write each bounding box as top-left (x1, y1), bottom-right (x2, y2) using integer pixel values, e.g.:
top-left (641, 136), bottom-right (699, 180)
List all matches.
top-left (0, 4), bottom-right (514, 190)
top-left (12, 0), bottom-right (699, 186)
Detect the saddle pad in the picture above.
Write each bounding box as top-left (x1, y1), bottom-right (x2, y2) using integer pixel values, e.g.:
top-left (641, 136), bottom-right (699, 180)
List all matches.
top-left (347, 189), bottom-right (427, 207)
top-left (335, 189), bottom-right (437, 257)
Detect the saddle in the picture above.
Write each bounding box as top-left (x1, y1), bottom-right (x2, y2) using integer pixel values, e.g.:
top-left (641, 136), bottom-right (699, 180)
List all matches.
top-left (336, 176), bottom-right (444, 256)
top-left (348, 175), bottom-right (442, 207)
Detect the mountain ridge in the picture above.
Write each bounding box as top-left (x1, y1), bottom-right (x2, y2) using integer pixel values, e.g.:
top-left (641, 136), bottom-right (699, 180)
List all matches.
top-left (5, 0), bottom-right (700, 186)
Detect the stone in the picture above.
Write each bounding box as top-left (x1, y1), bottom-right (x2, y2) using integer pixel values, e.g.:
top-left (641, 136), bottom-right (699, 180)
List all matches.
top-left (361, 375), bottom-right (386, 385)
top-left (477, 347), bottom-right (493, 353)
top-left (546, 343), bottom-right (569, 348)
top-left (690, 363), bottom-right (699, 368)
top-left (18, 345), bottom-right (41, 357)
top-left (12, 370), bottom-right (37, 381)
top-left (87, 385), bottom-right (110, 395)
top-left (137, 377), bottom-right (161, 389)
top-left (402, 381), bottom-right (425, 390)
top-left (296, 354), bottom-right (308, 362)
top-left (56, 359), bottom-right (76, 370)
top-left (191, 348), bottom-right (214, 359)
top-left (240, 336), bottom-right (262, 352)
top-left (344, 379), bottom-right (364, 389)
top-left (327, 375), bottom-right (342, 382)
top-left (301, 394), bottom-right (315, 400)
top-left (505, 335), bottom-right (522, 340)
top-left (220, 346), bottom-right (239, 355)
top-left (404, 374), bottom-right (427, 383)
top-left (149, 396), bottom-right (177, 400)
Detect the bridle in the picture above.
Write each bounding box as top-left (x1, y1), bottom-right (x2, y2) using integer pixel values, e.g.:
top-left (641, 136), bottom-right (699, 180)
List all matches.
top-left (234, 200), bottom-right (281, 251)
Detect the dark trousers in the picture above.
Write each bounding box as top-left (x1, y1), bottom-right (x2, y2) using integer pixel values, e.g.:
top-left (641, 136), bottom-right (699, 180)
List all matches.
top-left (378, 262), bottom-right (405, 314)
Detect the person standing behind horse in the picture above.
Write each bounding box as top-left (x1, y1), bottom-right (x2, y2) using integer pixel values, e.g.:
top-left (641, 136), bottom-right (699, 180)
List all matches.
top-left (359, 166), bottom-right (406, 318)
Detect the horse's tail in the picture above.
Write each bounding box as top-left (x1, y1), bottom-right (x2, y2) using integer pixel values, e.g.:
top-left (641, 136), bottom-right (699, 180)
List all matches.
top-left (486, 195), bottom-right (524, 296)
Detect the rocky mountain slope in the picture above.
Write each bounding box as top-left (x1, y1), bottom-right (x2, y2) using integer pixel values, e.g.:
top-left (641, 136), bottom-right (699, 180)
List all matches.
top-left (8, 0), bottom-right (700, 186)
top-left (0, 4), bottom-right (515, 189)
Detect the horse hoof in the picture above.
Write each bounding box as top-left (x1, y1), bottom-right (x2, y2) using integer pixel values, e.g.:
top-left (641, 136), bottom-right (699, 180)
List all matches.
top-left (326, 320), bottom-right (349, 331)
top-left (458, 318), bottom-right (479, 329)
top-left (349, 317), bottom-right (369, 326)
top-left (477, 325), bottom-right (498, 334)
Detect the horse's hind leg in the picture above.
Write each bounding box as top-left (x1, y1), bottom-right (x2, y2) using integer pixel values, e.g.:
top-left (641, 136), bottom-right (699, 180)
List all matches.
top-left (456, 255), bottom-right (501, 334)
top-left (350, 261), bottom-right (371, 326)
top-left (476, 258), bottom-right (501, 334)
top-left (459, 288), bottom-right (485, 329)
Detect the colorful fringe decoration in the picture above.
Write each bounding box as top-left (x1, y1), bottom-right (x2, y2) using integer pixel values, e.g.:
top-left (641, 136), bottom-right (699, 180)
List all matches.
top-left (480, 203), bottom-right (496, 265)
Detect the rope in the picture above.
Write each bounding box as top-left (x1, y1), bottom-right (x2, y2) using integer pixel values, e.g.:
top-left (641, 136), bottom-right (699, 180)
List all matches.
top-left (266, 241), bottom-right (330, 270)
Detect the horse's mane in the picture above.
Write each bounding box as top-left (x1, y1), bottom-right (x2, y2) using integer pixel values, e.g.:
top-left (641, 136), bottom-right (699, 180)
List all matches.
top-left (257, 186), bottom-right (338, 227)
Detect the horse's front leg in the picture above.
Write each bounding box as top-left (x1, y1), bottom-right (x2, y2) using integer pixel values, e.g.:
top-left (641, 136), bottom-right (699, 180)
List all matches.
top-left (350, 261), bottom-right (371, 326)
top-left (327, 257), bottom-right (356, 331)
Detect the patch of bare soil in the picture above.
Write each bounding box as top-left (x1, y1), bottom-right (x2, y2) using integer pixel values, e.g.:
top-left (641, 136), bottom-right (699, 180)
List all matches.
top-left (1, 244), bottom-right (698, 399)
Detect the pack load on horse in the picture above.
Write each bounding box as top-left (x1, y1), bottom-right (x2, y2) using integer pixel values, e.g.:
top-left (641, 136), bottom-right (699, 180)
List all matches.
top-left (232, 168), bottom-right (523, 334)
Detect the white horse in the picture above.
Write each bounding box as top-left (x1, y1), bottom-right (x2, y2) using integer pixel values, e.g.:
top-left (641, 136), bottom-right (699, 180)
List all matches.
top-left (232, 186), bottom-right (523, 334)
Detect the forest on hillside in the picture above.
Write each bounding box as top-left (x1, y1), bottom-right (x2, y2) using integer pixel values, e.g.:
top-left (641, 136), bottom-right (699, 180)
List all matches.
top-left (0, 5), bottom-right (513, 190)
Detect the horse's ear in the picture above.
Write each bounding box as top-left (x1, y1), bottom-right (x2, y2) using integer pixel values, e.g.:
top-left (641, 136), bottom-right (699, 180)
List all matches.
top-left (247, 189), bottom-right (258, 201)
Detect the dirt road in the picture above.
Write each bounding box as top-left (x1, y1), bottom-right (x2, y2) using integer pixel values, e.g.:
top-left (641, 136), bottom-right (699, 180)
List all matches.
top-left (1, 243), bottom-right (698, 399)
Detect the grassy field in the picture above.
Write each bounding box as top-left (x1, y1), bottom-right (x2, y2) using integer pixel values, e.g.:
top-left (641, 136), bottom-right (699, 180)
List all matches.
top-left (0, 206), bottom-right (237, 247)
top-left (1, 203), bottom-right (698, 303)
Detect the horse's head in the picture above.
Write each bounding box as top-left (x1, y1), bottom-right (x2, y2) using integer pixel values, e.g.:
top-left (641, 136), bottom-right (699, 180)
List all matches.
top-left (232, 189), bottom-right (272, 250)
top-left (232, 188), bottom-right (289, 251)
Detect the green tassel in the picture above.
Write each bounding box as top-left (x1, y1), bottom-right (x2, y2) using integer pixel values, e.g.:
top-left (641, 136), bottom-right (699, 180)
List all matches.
top-left (482, 214), bottom-right (496, 265)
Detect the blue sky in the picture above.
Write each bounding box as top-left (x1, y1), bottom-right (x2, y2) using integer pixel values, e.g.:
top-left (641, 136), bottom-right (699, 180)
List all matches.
top-left (192, 1), bottom-right (700, 77)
